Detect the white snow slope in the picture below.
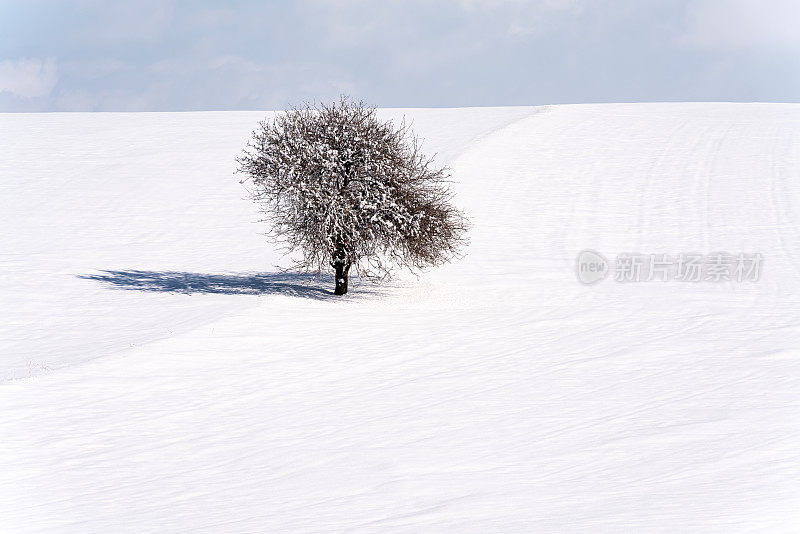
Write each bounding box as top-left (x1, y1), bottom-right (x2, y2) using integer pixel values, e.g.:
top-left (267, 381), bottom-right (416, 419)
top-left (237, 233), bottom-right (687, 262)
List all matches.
top-left (1, 103), bottom-right (799, 532)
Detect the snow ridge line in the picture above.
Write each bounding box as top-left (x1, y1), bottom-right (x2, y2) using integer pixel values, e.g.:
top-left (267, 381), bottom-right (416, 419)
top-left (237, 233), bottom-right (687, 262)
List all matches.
top-left (448, 105), bottom-right (550, 169)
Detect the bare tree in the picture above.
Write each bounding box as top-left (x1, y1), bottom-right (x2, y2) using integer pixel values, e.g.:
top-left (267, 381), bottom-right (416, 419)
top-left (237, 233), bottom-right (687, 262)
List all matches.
top-left (236, 97), bottom-right (469, 295)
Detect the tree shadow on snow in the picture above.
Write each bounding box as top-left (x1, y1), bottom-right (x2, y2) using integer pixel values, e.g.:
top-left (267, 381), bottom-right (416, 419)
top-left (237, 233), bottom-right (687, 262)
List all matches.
top-left (78, 269), bottom-right (382, 300)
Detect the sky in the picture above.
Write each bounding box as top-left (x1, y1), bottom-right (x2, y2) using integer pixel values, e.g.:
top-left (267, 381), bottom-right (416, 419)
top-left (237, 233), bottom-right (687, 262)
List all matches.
top-left (1, 0), bottom-right (799, 111)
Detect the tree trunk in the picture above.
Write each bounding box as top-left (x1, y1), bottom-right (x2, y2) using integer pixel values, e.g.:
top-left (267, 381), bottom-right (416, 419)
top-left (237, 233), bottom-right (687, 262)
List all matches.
top-left (334, 261), bottom-right (351, 295)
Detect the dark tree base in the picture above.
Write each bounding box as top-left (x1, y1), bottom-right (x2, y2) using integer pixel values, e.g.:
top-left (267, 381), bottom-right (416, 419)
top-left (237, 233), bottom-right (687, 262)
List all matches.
top-left (334, 262), bottom-right (351, 295)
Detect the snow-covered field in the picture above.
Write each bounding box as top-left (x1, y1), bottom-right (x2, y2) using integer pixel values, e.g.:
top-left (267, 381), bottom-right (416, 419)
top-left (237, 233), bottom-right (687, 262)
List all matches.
top-left (1, 103), bottom-right (799, 532)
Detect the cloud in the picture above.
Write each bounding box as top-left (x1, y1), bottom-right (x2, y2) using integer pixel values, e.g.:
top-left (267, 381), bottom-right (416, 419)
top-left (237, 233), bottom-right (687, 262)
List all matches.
top-left (456, 0), bottom-right (579, 10)
top-left (454, 0), bottom-right (584, 37)
top-left (70, 0), bottom-right (175, 45)
top-left (682, 0), bottom-right (800, 51)
top-left (0, 58), bottom-right (58, 98)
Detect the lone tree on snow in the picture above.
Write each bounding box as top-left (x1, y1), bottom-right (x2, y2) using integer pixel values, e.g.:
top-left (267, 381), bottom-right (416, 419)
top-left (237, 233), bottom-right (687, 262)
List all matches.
top-left (236, 97), bottom-right (468, 295)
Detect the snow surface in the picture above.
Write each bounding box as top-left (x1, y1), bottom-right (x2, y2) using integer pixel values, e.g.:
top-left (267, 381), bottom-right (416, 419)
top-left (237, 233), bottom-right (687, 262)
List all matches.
top-left (1, 103), bottom-right (799, 532)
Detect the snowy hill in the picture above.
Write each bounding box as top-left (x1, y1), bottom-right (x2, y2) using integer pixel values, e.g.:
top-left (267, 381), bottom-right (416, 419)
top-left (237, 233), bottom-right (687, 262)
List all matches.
top-left (1, 103), bottom-right (799, 532)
